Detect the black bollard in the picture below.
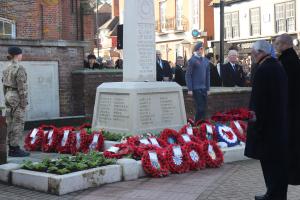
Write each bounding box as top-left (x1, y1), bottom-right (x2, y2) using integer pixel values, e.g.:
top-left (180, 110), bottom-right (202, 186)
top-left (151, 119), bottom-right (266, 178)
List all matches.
top-left (0, 110), bottom-right (7, 164)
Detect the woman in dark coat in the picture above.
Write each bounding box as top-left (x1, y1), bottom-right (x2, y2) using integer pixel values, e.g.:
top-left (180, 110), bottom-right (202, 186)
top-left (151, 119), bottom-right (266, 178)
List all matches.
top-left (245, 40), bottom-right (288, 200)
top-left (276, 34), bottom-right (300, 185)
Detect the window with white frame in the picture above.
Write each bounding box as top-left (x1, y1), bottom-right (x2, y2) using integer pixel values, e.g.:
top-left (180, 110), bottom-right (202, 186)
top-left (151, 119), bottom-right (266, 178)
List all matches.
top-left (275, 1), bottom-right (295, 33)
top-left (191, 0), bottom-right (200, 30)
top-left (160, 1), bottom-right (167, 31)
top-left (224, 12), bottom-right (239, 39)
top-left (250, 8), bottom-right (261, 36)
top-left (0, 17), bottom-right (16, 39)
top-left (176, 0), bottom-right (184, 30)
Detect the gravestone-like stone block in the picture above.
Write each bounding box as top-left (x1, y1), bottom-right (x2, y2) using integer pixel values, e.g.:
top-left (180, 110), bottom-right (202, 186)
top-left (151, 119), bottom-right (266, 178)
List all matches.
top-left (0, 61), bottom-right (60, 120)
top-left (92, 82), bottom-right (187, 134)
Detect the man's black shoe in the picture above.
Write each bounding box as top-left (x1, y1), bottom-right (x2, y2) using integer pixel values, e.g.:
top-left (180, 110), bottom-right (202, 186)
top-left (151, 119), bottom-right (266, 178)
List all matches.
top-left (255, 194), bottom-right (268, 200)
top-left (9, 146), bottom-right (30, 157)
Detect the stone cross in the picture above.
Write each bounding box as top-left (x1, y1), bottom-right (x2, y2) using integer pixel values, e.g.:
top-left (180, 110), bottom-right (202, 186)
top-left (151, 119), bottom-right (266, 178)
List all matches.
top-left (123, 0), bottom-right (156, 82)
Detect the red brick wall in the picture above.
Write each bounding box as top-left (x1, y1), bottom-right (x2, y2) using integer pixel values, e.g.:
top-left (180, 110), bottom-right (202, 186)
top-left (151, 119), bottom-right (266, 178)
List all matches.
top-left (0, 39), bottom-right (87, 116)
top-left (72, 71), bottom-right (251, 119)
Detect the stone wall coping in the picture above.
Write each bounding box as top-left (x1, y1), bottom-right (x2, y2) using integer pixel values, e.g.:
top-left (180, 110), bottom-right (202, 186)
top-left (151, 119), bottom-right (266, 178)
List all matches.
top-left (72, 69), bottom-right (123, 74)
top-left (182, 86), bottom-right (252, 94)
top-left (0, 39), bottom-right (89, 47)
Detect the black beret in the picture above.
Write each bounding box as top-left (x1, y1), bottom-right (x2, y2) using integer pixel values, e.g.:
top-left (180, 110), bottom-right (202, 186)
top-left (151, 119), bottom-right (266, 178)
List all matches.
top-left (8, 47), bottom-right (22, 56)
top-left (87, 54), bottom-right (96, 60)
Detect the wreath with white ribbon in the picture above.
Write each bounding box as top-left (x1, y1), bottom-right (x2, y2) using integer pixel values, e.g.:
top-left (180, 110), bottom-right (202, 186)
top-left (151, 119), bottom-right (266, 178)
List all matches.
top-left (159, 129), bottom-right (181, 145)
top-left (141, 149), bottom-right (169, 177)
top-left (183, 142), bottom-right (206, 170)
top-left (230, 120), bottom-right (247, 142)
top-left (199, 123), bottom-right (218, 142)
top-left (24, 127), bottom-right (45, 151)
top-left (56, 127), bottom-right (76, 154)
top-left (203, 141), bottom-right (224, 168)
top-left (216, 124), bottom-right (239, 147)
top-left (41, 125), bottom-right (59, 153)
top-left (165, 145), bottom-right (189, 174)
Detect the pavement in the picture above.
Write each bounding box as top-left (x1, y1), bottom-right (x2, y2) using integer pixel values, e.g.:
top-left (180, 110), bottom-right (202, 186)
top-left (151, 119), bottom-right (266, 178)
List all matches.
top-left (1, 159), bottom-right (300, 200)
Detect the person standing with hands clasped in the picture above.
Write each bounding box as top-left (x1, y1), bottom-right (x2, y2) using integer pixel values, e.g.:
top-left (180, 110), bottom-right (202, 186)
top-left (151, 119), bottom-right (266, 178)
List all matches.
top-left (2, 47), bottom-right (30, 157)
top-left (185, 42), bottom-right (210, 123)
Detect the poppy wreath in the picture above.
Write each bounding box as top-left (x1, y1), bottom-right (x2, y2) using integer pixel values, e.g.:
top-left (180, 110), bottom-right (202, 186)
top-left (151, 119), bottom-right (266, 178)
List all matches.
top-left (203, 140), bottom-right (224, 168)
top-left (165, 144), bottom-right (190, 174)
top-left (56, 127), bottom-right (76, 154)
top-left (211, 112), bottom-right (233, 122)
top-left (41, 125), bottom-right (59, 153)
top-left (159, 129), bottom-right (181, 145)
top-left (24, 127), bottom-right (45, 151)
top-left (86, 130), bottom-right (104, 152)
top-left (230, 120), bottom-right (247, 142)
top-left (177, 133), bottom-right (201, 146)
top-left (187, 118), bottom-right (195, 127)
top-left (195, 120), bottom-right (211, 127)
top-left (225, 108), bottom-right (252, 121)
top-left (179, 124), bottom-right (200, 137)
top-left (103, 143), bottom-right (134, 159)
top-left (71, 128), bottom-right (90, 154)
top-left (199, 123), bottom-right (218, 142)
top-left (141, 149), bottom-right (169, 178)
top-left (216, 124), bottom-right (239, 147)
top-left (183, 142), bottom-right (206, 170)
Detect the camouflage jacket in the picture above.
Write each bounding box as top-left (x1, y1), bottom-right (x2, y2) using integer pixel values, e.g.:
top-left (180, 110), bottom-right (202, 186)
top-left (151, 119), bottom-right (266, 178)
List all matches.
top-left (2, 61), bottom-right (28, 108)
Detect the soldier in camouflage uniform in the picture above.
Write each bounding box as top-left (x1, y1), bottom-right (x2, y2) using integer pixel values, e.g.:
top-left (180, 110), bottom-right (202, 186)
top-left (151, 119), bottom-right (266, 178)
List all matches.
top-left (2, 47), bottom-right (30, 157)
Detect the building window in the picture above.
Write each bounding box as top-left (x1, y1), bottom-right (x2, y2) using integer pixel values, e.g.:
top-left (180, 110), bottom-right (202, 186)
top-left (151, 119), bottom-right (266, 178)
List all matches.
top-left (160, 1), bottom-right (167, 32)
top-left (0, 18), bottom-right (16, 39)
top-left (275, 1), bottom-right (295, 33)
top-left (176, 0), bottom-right (183, 30)
top-left (191, 0), bottom-right (200, 30)
top-left (250, 8), bottom-right (261, 36)
top-left (224, 12), bottom-right (239, 39)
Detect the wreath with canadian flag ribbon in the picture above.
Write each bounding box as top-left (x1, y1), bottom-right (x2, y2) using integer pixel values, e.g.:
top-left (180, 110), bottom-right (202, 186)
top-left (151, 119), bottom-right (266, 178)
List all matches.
top-left (203, 141), bottom-right (224, 168)
top-left (41, 125), bottom-right (59, 153)
top-left (85, 130), bottom-right (104, 153)
top-left (216, 124), bottom-right (239, 147)
top-left (141, 149), bottom-right (169, 178)
top-left (103, 143), bottom-right (134, 159)
top-left (24, 127), bottom-right (45, 151)
top-left (56, 127), bottom-right (76, 154)
top-left (165, 145), bottom-right (190, 174)
top-left (230, 120), bottom-right (247, 142)
top-left (199, 122), bottom-right (218, 142)
top-left (183, 142), bottom-right (206, 170)
top-left (159, 129), bottom-right (181, 145)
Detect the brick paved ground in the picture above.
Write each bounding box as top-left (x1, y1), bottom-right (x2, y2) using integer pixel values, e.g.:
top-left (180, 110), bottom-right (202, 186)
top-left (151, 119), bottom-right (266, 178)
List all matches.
top-left (1, 160), bottom-right (300, 200)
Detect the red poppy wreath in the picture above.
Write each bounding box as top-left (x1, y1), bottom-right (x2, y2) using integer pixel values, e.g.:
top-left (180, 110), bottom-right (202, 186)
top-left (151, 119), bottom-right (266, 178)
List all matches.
top-left (165, 144), bottom-right (190, 174)
top-left (103, 143), bottom-right (134, 159)
top-left (199, 122), bottom-right (218, 142)
top-left (230, 120), bottom-right (247, 142)
top-left (142, 149), bottom-right (169, 178)
top-left (41, 125), bottom-right (59, 153)
top-left (203, 141), bottom-right (224, 168)
top-left (85, 130), bottom-right (104, 152)
top-left (159, 129), bottom-right (181, 145)
top-left (56, 127), bottom-right (76, 154)
top-left (183, 142), bottom-right (206, 170)
top-left (24, 127), bottom-right (45, 151)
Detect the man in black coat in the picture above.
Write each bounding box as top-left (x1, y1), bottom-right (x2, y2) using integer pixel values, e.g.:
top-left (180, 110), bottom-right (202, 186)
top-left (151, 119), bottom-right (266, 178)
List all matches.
top-left (275, 34), bottom-right (300, 186)
top-left (84, 54), bottom-right (103, 69)
top-left (206, 53), bottom-right (222, 86)
top-left (221, 50), bottom-right (245, 87)
top-left (245, 40), bottom-right (289, 200)
top-left (174, 56), bottom-right (186, 86)
top-left (156, 50), bottom-right (173, 81)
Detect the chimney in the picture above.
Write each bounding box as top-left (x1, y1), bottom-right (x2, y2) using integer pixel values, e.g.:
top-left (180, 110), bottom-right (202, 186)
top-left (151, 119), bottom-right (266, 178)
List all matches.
top-left (112, 0), bottom-right (119, 17)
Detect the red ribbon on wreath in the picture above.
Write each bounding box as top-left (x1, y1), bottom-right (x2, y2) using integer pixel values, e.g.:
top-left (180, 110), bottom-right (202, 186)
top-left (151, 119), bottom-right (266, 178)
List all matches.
top-left (202, 141), bottom-right (224, 168)
top-left (230, 120), bottom-right (247, 142)
top-left (141, 149), bottom-right (169, 178)
top-left (56, 127), bottom-right (76, 154)
top-left (165, 144), bottom-right (190, 174)
top-left (103, 143), bottom-right (134, 159)
top-left (159, 129), bottom-right (181, 145)
top-left (199, 122), bottom-right (218, 142)
top-left (41, 125), bottom-right (59, 153)
top-left (183, 142), bottom-right (206, 170)
top-left (24, 127), bottom-right (45, 151)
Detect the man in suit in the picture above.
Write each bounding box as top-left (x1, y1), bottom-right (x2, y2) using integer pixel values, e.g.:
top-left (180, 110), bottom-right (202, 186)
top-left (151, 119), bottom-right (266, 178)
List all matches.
top-left (245, 40), bottom-right (288, 200)
top-left (174, 56), bottom-right (186, 86)
top-left (275, 34), bottom-right (300, 186)
top-left (156, 50), bottom-right (173, 81)
top-left (206, 53), bottom-right (222, 86)
top-left (221, 50), bottom-right (245, 87)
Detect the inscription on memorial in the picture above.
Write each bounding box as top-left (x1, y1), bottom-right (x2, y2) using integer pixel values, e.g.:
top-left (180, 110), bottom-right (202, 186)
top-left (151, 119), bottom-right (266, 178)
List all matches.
top-left (137, 93), bottom-right (182, 129)
top-left (97, 94), bottom-right (130, 128)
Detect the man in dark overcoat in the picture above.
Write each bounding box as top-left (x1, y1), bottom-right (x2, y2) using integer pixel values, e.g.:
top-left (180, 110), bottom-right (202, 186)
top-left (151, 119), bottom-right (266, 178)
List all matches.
top-left (156, 50), bottom-right (173, 81)
top-left (245, 40), bottom-right (289, 200)
top-left (275, 34), bottom-right (300, 186)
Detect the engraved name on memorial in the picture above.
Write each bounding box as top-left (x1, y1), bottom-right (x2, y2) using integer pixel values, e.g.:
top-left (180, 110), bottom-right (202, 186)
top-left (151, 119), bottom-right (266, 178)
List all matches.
top-left (95, 94), bottom-right (130, 129)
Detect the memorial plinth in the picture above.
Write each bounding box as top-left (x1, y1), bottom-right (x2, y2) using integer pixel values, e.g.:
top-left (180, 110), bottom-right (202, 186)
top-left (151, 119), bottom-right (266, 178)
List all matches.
top-left (92, 82), bottom-right (187, 134)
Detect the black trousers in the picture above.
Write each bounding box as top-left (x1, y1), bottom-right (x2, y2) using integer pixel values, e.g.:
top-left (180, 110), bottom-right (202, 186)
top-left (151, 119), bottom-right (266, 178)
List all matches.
top-left (260, 160), bottom-right (288, 200)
